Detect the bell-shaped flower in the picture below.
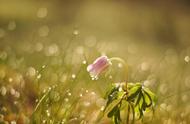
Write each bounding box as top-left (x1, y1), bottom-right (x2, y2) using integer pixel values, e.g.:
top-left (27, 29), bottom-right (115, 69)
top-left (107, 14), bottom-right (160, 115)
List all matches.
top-left (87, 56), bottom-right (111, 79)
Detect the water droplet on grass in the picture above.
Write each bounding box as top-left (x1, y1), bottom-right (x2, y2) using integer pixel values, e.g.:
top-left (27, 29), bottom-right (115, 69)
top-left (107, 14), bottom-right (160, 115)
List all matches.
top-left (64, 98), bottom-right (69, 102)
top-left (118, 63), bottom-right (123, 68)
top-left (0, 86), bottom-right (7, 96)
top-left (91, 92), bottom-right (96, 95)
top-left (37, 74), bottom-right (42, 79)
top-left (73, 30), bottom-right (79, 35)
top-left (10, 88), bottom-right (16, 95)
top-left (72, 74), bottom-right (76, 79)
top-left (100, 106), bottom-right (105, 111)
top-left (109, 75), bottom-right (113, 79)
top-left (26, 67), bottom-right (36, 77)
top-left (184, 56), bottom-right (190, 63)
top-left (15, 91), bottom-right (20, 98)
top-left (82, 60), bottom-right (87, 64)
top-left (8, 78), bottom-right (13, 82)
top-left (80, 93), bottom-right (83, 97)
top-left (46, 110), bottom-right (51, 117)
top-left (141, 62), bottom-right (149, 71)
top-left (68, 92), bottom-right (72, 96)
top-left (83, 101), bottom-right (91, 107)
top-left (10, 120), bottom-right (16, 124)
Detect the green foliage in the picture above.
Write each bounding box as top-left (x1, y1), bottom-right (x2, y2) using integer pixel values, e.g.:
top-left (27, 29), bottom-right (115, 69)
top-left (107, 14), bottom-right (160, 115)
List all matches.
top-left (101, 82), bottom-right (157, 124)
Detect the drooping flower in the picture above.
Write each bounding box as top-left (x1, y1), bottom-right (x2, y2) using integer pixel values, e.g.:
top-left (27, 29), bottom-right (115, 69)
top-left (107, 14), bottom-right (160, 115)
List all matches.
top-left (87, 56), bottom-right (111, 79)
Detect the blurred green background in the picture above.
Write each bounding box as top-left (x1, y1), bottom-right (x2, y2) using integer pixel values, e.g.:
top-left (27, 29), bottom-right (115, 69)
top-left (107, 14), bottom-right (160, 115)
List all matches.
top-left (0, 0), bottom-right (190, 124)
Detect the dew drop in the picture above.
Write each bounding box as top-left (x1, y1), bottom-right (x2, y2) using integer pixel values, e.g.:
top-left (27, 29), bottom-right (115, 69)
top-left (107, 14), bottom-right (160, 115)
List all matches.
top-left (26, 67), bottom-right (36, 77)
top-left (73, 30), bottom-right (79, 35)
top-left (82, 60), bottom-right (87, 64)
top-left (118, 63), bottom-right (123, 68)
top-left (141, 62), bottom-right (149, 71)
top-left (10, 120), bottom-right (16, 124)
top-left (60, 74), bottom-right (67, 83)
top-left (76, 46), bottom-right (84, 55)
top-left (80, 93), bottom-right (83, 97)
top-left (46, 110), bottom-right (50, 117)
top-left (42, 120), bottom-right (46, 123)
top-left (45, 44), bottom-right (59, 56)
top-left (160, 103), bottom-right (167, 110)
top-left (143, 80), bottom-right (151, 87)
top-left (15, 91), bottom-right (20, 98)
top-left (109, 75), bottom-right (113, 79)
top-left (71, 74), bottom-right (76, 79)
top-left (68, 92), bottom-right (72, 96)
top-left (119, 87), bottom-right (122, 92)
top-left (0, 86), bottom-right (7, 96)
top-left (8, 78), bottom-right (13, 82)
top-left (10, 88), bottom-right (16, 95)
top-left (42, 65), bottom-right (46, 69)
top-left (83, 101), bottom-right (91, 107)
top-left (37, 74), bottom-right (41, 79)
top-left (100, 106), bottom-right (105, 111)
top-left (91, 92), bottom-right (96, 95)
top-left (184, 56), bottom-right (190, 63)
top-left (64, 98), bottom-right (69, 102)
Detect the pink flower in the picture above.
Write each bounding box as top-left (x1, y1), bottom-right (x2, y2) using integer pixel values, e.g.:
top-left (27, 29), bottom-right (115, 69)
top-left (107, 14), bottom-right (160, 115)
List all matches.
top-left (87, 56), bottom-right (111, 79)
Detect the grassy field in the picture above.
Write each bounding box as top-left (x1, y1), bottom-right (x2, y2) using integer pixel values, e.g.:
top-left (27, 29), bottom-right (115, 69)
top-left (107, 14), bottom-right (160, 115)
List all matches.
top-left (0, 0), bottom-right (190, 124)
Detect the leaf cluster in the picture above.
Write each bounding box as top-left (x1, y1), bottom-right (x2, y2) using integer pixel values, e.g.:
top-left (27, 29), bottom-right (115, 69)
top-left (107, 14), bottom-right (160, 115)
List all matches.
top-left (101, 82), bottom-right (157, 124)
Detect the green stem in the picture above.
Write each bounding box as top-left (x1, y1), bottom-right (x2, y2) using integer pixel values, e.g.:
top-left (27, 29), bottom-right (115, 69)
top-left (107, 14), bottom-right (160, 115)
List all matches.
top-left (110, 57), bottom-right (128, 82)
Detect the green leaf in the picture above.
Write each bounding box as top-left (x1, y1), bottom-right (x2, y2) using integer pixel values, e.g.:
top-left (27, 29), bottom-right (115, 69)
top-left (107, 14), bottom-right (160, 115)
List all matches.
top-left (143, 91), bottom-right (152, 107)
top-left (104, 85), bottom-right (119, 99)
top-left (104, 99), bottom-right (121, 117)
top-left (126, 103), bottom-right (130, 124)
top-left (144, 88), bottom-right (157, 106)
top-left (139, 106), bottom-right (143, 119)
top-left (112, 109), bottom-right (121, 124)
top-left (127, 85), bottom-right (141, 101)
top-left (130, 103), bottom-right (135, 124)
top-left (141, 94), bottom-right (147, 111)
top-left (108, 106), bottom-right (118, 118)
top-left (135, 93), bottom-right (142, 106)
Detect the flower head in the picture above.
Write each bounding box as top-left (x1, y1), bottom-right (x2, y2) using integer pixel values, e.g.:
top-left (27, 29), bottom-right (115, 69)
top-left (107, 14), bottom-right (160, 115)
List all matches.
top-left (87, 56), bottom-right (111, 79)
